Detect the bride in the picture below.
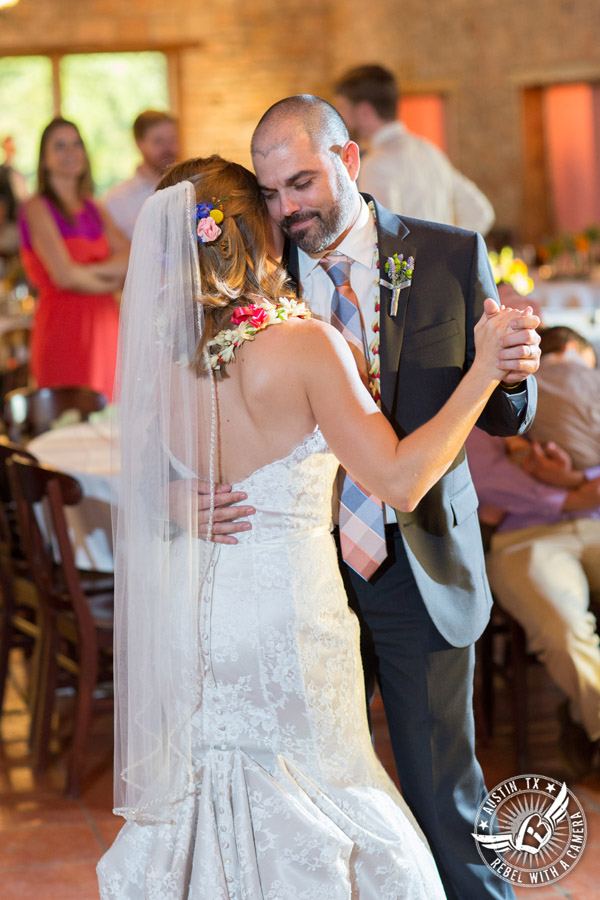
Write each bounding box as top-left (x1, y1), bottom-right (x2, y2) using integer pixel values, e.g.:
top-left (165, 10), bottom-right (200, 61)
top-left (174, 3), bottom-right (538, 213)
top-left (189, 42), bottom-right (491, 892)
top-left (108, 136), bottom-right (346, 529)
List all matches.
top-left (98, 156), bottom-right (523, 899)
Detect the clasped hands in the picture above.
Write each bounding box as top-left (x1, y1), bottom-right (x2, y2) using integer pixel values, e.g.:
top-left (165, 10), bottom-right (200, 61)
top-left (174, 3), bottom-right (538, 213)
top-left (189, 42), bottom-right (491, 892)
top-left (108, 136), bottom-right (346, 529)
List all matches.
top-left (481, 297), bottom-right (541, 386)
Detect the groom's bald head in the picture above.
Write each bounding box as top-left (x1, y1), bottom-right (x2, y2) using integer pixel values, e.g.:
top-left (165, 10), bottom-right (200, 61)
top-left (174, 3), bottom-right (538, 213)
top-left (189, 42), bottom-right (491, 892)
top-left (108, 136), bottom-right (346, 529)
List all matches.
top-left (251, 95), bottom-right (360, 255)
top-left (251, 95), bottom-right (349, 158)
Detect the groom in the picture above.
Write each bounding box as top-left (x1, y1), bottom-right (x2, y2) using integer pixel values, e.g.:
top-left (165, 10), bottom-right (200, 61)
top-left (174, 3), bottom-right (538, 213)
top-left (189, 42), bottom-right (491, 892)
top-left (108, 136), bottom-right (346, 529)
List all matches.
top-left (246, 95), bottom-right (540, 900)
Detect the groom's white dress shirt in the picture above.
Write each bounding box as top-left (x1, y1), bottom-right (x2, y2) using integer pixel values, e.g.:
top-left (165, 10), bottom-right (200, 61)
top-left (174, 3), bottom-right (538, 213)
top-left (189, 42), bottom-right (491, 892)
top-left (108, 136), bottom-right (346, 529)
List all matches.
top-left (297, 196), bottom-right (396, 522)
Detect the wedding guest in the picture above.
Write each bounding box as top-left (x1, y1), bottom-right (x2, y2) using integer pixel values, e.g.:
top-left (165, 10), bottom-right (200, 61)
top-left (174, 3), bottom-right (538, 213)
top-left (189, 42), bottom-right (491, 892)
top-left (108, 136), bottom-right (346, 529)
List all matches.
top-left (1, 136), bottom-right (29, 204)
top-left (0, 136), bottom-right (28, 256)
top-left (103, 110), bottom-right (179, 238)
top-left (528, 325), bottom-right (600, 470)
top-left (333, 65), bottom-right (495, 234)
top-left (467, 426), bottom-right (600, 775)
top-left (19, 118), bottom-right (128, 398)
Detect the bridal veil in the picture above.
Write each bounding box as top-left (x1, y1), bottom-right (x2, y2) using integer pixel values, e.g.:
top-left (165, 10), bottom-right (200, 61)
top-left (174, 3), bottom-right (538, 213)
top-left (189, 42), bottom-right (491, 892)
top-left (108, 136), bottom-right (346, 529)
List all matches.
top-left (112, 181), bottom-right (216, 823)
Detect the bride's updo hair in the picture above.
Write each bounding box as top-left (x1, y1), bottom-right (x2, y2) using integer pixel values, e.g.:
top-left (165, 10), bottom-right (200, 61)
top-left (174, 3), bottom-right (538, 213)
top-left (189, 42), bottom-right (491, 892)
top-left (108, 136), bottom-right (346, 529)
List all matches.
top-left (156, 155), bottom-right (293, 371)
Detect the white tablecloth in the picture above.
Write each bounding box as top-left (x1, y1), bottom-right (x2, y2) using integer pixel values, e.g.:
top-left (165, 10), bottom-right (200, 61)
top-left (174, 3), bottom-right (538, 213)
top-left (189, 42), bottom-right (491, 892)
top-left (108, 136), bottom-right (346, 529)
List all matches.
top-left (531, 276), bottom-right (600, 310)
top-left (28, 421), bottom-right (118, 572)
top-left (531, 274), bottom-right (600, 350)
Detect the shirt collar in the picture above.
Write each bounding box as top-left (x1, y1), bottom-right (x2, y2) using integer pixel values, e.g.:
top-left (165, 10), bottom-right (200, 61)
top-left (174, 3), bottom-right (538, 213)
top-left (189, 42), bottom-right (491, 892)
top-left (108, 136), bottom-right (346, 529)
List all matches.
top-left (298, 196), bottom-right (375, 282)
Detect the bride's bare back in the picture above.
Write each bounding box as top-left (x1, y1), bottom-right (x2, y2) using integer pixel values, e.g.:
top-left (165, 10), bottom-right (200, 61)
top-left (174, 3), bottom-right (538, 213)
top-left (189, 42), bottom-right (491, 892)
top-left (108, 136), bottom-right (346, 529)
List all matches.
top-left (206, 318), bottom-right (320, 485)
top-left (200, 308), bottom-right (517, 510)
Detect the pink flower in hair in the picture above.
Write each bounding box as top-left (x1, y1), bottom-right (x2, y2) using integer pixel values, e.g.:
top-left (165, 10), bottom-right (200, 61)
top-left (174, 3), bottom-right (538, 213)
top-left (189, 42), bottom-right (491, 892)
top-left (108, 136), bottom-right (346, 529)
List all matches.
top-left (197, 217), bottom-right (222, 244)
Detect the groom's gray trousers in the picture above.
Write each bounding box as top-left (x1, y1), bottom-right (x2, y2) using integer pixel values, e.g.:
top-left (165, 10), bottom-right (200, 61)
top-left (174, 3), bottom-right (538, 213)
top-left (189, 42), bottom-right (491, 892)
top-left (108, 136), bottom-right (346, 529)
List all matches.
top-left (339, 524), bottom-right (516, 900)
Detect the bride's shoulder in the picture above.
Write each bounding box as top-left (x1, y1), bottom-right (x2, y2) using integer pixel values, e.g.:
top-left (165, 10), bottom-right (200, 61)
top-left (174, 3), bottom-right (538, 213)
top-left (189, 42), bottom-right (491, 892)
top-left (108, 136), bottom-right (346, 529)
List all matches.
top-left (258, 314), bottom-right (351, 381)
top-left (260, 309), bottom-right (342, 350)
top-left (207, 297), bottom-right (346, 373)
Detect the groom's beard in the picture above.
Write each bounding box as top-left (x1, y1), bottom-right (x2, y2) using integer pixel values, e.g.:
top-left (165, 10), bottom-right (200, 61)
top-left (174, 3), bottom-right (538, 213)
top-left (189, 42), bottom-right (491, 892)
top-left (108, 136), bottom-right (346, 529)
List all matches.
top-left (279, 171), bottom-right (356, 254)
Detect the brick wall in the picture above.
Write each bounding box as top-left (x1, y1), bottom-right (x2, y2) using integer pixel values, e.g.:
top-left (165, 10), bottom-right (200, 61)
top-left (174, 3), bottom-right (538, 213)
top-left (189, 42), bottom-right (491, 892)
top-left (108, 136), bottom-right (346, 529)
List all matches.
top-left (1, 0), bottom-right (599, 239)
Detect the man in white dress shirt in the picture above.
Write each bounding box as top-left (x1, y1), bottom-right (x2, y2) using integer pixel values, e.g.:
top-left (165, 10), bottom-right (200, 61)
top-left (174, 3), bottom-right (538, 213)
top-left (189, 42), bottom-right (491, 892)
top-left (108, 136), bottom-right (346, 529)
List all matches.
top-left (103, 110), bottom-right (179, 239)
top-left (333, 65), bottom-right (495, 235)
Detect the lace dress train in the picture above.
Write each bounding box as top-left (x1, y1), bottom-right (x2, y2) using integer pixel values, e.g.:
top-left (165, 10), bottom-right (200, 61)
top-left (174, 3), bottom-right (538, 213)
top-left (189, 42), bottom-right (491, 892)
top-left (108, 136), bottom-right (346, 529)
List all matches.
top-left (97, 430), bottom-right (446, 899)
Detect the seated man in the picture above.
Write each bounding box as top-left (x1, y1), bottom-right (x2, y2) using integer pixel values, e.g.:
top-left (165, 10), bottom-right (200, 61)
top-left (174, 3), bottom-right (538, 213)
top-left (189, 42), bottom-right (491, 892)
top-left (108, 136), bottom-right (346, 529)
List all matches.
top-left (529, 325), bottom-right (600, 470)
top-left (466, 426), bottom-right (600, 775)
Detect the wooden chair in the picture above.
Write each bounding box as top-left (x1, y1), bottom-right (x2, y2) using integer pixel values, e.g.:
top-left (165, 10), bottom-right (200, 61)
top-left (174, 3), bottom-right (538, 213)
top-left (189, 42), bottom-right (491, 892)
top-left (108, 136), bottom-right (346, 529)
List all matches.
top-left (0, 437), bottom-right (40, 727)
top-left (3, 385), bottom-right (107, 443)
top-left (476, 519), bottom-right (533, 772)
top-left (7, 455), bottom-right (114, 797)
top-left (0, 326), bottom-right (30, 398)
top-left (478, 605), bottom-right (531, 772)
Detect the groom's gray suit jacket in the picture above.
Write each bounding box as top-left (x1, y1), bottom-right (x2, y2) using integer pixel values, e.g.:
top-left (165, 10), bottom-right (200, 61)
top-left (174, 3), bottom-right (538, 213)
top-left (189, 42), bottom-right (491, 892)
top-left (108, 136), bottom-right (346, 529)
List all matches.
top-left (287, 195), bottom-right (537, 648)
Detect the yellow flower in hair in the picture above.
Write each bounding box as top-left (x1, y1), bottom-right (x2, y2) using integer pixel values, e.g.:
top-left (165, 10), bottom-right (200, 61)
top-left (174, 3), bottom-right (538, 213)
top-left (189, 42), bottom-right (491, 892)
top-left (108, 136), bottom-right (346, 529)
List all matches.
top-left (210, 209), bottom-right (224, 224)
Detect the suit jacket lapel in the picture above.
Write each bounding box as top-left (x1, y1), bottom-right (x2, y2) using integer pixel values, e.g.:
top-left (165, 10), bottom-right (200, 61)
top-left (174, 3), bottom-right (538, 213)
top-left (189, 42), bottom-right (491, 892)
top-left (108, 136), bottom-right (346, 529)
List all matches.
top-left (369, 196), bottom-right (416, 413)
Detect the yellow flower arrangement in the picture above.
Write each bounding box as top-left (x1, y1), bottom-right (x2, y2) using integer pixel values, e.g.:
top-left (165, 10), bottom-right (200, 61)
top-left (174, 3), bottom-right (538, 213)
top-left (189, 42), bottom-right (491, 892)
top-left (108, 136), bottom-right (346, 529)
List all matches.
top-left (488, 247), bottom-right (534, 295)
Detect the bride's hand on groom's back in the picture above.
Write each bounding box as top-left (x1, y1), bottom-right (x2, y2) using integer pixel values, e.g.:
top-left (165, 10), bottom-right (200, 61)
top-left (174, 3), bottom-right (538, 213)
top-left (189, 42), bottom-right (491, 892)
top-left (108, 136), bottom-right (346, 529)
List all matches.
top-left (169, 479), bottom-right (255, 544)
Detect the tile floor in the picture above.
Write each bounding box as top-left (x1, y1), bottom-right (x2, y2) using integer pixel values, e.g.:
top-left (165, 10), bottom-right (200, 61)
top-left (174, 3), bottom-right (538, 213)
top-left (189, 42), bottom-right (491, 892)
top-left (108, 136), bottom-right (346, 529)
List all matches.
top-left (1, 648), bottom-right (599, 899)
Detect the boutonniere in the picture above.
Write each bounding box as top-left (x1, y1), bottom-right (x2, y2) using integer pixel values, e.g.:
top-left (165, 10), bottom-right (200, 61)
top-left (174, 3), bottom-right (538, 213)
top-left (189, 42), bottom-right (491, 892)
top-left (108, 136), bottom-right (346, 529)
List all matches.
top-left (380, 253), bottom-right (415, 316)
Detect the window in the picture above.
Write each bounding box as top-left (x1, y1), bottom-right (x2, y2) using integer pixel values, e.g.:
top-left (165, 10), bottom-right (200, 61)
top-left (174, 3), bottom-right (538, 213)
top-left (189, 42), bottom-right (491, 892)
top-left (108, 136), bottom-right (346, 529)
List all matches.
top-left (0, 51), bottom-right (171, 195)
top-left (522, 81), bottom-right (600, 242)
top-left (60, 52), bottom-right (170, 194)
top-left (544, 83), bottom-right (600, 233)
top-left (400, 94), bottom-right (447, 152)
top-left (0, 56), bottom-right (54, 188)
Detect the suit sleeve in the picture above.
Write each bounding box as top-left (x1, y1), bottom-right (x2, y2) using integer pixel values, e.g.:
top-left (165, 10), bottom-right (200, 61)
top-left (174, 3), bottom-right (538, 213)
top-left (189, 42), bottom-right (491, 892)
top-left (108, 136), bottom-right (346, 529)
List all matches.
top-left (465, 232), bottom-right (537, 437)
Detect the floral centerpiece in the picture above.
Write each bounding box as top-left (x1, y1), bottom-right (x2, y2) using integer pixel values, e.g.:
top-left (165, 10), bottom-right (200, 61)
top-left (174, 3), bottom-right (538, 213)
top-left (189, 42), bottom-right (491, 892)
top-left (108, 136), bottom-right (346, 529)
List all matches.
top-left (488, 246), bottom-right (534, 295)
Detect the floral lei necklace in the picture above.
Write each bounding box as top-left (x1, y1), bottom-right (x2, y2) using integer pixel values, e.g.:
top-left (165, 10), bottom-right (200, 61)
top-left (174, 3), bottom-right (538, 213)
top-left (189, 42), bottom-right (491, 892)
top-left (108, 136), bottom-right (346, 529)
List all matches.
top-left (206, 297), bottom-right (311, 369)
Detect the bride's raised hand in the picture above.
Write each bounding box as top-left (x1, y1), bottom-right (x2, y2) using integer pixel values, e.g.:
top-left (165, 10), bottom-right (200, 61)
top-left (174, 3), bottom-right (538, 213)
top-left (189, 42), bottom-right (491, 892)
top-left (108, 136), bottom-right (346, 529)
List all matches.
top-left (483, 297), bottom-right (541, 384)
top-left (471, 300), bottom-right (523, 382)
top-left (472, 298), bottom-right (541, 383)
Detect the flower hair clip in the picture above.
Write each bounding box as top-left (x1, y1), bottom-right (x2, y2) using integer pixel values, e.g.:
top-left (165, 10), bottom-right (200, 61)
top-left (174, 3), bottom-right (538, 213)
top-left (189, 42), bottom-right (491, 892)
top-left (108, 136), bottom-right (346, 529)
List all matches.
top-left (196, 197), bottom-right (227, 245)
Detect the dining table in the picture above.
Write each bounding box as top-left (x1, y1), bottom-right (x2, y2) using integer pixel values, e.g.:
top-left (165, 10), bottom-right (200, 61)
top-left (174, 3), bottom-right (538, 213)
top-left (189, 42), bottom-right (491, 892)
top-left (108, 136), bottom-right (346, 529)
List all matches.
top-left (531, 270), bottom-right (600, 350)
top-left (27, 418), bottom-right (118, 572)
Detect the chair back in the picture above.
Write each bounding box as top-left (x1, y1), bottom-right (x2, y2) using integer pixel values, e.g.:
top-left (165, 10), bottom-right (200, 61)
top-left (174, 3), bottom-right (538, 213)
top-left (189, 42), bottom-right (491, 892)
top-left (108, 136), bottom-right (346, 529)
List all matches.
top-left (0, 435), bottom-right (37, 505)
top-left (3, 386), bottom-right (107, 442)
top-left (6, 456), bottom-right (96, 640)
top-left (0, 436), bottom-right (37, 563)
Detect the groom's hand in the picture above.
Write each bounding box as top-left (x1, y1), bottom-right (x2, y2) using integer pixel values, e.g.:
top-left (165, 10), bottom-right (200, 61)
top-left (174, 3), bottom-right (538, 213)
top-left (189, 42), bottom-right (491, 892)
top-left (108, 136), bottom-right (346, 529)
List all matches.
top-left (169, 480), bottom-right (255, 544)
top-left (198, 483), bottom-right (255, 544)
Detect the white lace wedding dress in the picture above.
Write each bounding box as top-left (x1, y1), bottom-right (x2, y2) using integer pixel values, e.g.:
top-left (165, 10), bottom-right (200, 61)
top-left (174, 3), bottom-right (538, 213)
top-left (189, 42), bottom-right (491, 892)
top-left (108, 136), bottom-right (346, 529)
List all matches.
top-left (97, 428), bottom-right (445, 899)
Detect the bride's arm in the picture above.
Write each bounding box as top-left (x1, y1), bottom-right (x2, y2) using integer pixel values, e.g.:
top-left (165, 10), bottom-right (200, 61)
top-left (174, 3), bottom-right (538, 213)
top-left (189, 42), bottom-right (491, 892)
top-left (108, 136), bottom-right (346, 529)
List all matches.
top-left (298, 307), bottom-right (523, 512)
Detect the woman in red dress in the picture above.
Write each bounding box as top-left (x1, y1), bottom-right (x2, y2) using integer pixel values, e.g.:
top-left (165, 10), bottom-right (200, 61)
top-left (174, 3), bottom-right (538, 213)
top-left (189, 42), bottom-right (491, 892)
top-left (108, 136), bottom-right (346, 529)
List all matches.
top-left (19, 118), bottom-right (129, 399)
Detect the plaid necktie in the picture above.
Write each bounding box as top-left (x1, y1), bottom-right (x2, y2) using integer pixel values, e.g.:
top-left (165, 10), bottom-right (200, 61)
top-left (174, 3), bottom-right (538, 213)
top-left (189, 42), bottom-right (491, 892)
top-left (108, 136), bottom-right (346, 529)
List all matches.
top-left (319, 254), bottom-right (387, 581)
